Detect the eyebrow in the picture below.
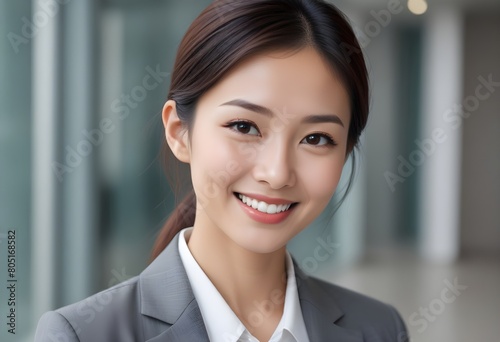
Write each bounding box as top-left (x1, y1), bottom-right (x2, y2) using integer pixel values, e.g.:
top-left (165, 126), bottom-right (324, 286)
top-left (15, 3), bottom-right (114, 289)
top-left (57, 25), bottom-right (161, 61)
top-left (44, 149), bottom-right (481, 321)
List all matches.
top-left (219, 99), bottom-right (345, 127)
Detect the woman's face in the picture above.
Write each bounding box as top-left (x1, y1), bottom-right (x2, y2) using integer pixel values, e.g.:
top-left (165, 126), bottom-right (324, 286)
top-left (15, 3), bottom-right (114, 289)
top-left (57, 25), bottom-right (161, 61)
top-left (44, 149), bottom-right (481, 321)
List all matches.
top-left (186, 46), bottom-right (351, 253)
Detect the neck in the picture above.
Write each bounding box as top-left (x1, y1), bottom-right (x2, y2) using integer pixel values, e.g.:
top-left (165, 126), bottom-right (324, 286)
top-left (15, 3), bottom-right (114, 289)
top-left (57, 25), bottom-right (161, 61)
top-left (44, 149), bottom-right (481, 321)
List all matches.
top-left (186, 222), bottom-right (288, 329)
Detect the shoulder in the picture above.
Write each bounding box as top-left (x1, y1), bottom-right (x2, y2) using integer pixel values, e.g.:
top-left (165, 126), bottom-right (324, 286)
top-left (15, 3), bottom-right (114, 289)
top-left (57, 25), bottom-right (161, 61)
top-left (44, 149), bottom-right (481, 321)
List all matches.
top-left (34, 233), bottom-right (189, 342)
top-left (34, 276), bottom-right (146, 342)
top-left (34, 310), bottom-right (78, 342)
top-left (310, 275), bottom-right (401, 318)
top-left (300, 274), bottom-right (409, 341)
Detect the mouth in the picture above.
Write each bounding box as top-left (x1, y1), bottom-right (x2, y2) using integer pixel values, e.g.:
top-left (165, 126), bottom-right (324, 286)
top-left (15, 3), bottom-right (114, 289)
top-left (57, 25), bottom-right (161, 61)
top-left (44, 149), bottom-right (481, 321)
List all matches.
top-left (233, 192), bottom-right (298, 215)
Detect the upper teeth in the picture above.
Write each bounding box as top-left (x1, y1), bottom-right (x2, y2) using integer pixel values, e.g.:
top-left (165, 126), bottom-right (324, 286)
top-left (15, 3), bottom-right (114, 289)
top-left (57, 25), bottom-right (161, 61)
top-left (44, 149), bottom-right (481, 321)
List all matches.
top-left (238, 194), bottom-right (293, 214)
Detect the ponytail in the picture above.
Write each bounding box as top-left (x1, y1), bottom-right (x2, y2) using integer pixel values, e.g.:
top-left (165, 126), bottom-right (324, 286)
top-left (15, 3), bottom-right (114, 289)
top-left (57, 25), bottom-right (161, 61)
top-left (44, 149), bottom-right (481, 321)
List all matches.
top-left (150, 189), bottom-right (196, 262)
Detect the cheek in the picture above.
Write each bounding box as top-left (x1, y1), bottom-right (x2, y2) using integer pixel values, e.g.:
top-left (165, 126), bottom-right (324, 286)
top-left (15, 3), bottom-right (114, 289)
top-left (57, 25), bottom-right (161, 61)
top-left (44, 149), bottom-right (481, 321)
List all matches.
top-left (300, 155), bottom-right (344, 202)
top-left (190, 134), bottom-right (248, 197)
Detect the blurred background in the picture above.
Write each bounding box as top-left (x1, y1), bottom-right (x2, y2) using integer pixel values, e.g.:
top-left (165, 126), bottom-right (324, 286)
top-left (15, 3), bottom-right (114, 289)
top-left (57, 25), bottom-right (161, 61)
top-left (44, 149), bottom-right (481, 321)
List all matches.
top-left (0, 0), bottom-right (499, 341)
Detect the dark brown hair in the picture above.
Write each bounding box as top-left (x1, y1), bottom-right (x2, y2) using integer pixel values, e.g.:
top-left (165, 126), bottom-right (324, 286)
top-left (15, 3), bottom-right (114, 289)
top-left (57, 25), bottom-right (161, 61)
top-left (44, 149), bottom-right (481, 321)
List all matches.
top-left (151, 0), bottom-right (369, 260)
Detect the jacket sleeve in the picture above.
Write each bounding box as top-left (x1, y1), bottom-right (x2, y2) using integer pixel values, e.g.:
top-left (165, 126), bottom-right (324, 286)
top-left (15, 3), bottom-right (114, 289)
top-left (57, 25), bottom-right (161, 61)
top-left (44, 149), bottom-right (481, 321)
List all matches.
top-left (34, 311), bottom-right (80, 342)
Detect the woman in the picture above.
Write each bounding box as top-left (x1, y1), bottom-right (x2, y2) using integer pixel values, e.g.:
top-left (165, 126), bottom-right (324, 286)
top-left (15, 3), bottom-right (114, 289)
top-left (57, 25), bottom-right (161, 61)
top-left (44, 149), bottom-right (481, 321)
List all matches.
top-left (35, 0), bottom-right (409, 341)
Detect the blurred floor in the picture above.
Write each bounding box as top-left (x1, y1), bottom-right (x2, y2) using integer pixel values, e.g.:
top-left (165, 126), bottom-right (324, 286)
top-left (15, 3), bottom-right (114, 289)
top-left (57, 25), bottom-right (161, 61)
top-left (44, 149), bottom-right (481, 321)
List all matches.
top-left (325, 251), bottom-right (500, 341)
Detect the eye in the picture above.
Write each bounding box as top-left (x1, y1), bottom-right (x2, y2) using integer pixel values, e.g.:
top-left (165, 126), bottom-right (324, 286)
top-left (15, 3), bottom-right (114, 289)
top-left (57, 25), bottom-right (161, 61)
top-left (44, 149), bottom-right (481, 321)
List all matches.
top-left (225, 120), bottom-right (261, 136)
top-left (301, 133), bottom-right (337, 147)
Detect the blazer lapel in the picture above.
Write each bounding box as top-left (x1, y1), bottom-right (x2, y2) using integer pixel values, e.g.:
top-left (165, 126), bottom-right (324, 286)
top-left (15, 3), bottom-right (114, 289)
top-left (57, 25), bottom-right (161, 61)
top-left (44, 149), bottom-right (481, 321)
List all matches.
top-left (146, 300), bottom-right (209, 342)
top-left (293, 259), bottom-right (364, 342)
top-left (139, 233), bottom-right (209, 342)
top-left (138, 233), bottom-right (362, 342)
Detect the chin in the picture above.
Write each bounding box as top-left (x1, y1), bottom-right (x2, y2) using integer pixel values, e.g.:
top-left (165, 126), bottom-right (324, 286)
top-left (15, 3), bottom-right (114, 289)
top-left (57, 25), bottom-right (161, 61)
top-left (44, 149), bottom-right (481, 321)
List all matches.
top-left (231, 230), bottom-right (290, 255)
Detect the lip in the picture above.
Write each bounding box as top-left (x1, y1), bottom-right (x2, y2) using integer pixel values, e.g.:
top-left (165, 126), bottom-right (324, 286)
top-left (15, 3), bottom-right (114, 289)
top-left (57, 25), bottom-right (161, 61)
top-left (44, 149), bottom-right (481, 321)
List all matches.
top-left (234, 192), bottom-right (297, 224)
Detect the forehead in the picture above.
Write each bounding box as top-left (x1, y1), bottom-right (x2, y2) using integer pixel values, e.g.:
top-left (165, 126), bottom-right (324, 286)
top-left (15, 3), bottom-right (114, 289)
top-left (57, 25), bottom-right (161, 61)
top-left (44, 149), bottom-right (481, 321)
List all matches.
top-left (197, 47), bottom-right (351, 122)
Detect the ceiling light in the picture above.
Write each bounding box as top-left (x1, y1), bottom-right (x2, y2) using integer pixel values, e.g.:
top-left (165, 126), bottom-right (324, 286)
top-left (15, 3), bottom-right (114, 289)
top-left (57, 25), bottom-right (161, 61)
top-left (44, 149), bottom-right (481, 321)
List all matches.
top-left (408, 0), bottom-right (428, 15)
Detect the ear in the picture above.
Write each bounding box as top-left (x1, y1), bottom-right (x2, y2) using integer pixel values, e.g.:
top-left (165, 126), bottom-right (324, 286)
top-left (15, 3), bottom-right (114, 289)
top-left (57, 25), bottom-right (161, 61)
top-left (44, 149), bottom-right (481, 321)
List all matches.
top-left (162, 100), bottom-right (191, 163)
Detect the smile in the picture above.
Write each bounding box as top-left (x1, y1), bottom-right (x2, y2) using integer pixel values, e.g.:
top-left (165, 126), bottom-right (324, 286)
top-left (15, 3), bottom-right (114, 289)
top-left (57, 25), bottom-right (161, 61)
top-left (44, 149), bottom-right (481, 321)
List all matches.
top-left (234, 192), bottom-right (298, 224)
top-left (235, 193), bottom-right (296, 214)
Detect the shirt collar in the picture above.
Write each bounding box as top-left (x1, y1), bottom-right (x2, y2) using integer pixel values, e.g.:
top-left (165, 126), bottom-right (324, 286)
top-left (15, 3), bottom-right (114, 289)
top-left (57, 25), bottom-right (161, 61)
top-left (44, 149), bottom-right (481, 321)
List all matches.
top-left (178, 227), bottom-right (309, 342)
top-left (275, 243), bottom-right (310, 342)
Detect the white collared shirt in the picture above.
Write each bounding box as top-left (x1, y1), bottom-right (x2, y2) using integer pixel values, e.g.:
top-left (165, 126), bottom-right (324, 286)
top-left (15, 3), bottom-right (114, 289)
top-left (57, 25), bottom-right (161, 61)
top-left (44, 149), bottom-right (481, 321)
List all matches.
top-left (178, 227), bottom-right (310, 342)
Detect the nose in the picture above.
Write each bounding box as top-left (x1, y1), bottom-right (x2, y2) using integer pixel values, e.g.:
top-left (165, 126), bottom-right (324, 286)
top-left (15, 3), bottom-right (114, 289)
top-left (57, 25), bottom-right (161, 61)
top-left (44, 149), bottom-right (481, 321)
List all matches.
top-left (252, 139), bottom-right (297, 189)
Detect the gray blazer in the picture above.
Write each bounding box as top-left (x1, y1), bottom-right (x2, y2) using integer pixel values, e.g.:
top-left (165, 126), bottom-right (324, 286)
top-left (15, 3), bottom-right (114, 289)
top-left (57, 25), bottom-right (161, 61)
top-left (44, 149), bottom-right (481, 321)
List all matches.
top-left (35, 233), bottom-right (409, 342)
